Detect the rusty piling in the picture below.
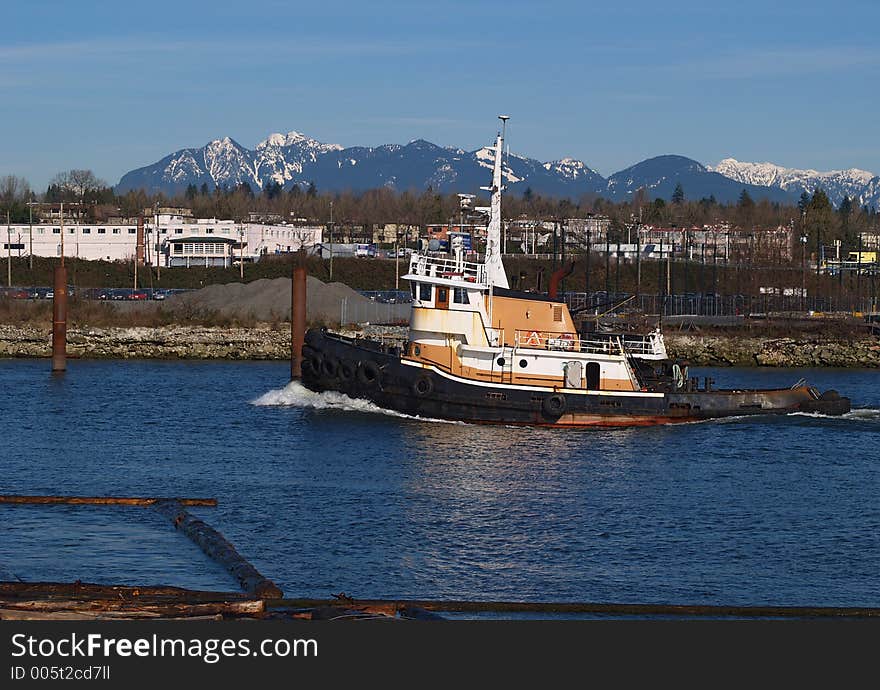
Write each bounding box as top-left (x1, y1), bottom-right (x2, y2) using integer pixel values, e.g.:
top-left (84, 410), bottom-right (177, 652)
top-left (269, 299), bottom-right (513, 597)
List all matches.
top-left (51, 265), bottom-right (67, 373)
top-left (291, 265), bottom-right (307, 380)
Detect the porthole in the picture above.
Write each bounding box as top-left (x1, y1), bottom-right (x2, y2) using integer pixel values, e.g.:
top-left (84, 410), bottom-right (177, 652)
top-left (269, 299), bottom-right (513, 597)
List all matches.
top-left (414, 345), bottom-right (421, 356)
top-left (497, 357), bottom-right (506, 367)
top-left (519, 359), bottom-right (528, 368)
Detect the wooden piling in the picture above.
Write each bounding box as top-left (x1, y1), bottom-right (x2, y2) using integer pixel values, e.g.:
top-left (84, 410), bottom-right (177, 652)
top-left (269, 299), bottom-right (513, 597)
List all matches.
top-left (153, 500), bottom-right (283, 599)
top-left (291, 264), bottom-right (307, 379)
top-left (0, 495), bottom-right (217, 507)
top-left (51, 265), bottom-right (67, 372)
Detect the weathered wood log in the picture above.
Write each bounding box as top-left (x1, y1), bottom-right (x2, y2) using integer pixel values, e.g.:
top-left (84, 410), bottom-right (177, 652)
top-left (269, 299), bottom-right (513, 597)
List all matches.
top-left (0, 598), bottom-right (264, 617)
top-left (0, 495), bottom-right (217, 507)
top-left (278, 598), bottom-right (880, 619)
top-left (0, 581), bottom-right (251, 602)
top-left (1, 609), bottom-right (224, 621)
top-left (153, 500), bottom-right (282, 599)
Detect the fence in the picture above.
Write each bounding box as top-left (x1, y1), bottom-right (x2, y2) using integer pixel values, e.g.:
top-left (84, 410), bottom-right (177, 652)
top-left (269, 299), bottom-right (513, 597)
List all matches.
top-left (564, 291), bottom-right (879, 318)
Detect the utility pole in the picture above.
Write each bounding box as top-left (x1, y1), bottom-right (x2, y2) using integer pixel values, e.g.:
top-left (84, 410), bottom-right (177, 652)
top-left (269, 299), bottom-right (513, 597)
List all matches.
top-left (328, 200), bottom-right (334, 280)
top-left (28, 202), bottom-right (33, 271)
top-left (6, 210), bottom-right (11, 288)
top-left (155, 203), bottom-right (161, 281)
top-left (240, 223), bottom-right (244, 280)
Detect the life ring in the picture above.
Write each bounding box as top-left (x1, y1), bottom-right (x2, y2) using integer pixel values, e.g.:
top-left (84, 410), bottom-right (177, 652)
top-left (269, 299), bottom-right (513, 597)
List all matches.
top-left (524, 331), bottom-right (542, 347)
top-left (339, 360), bottom-right (355, 381)
top-left (357, 360), bottom-right (381, 386)
top-left (412, 374), bottom-right (434, 397)
top-left (558, 333), bottom-right (576, 350)
top-left (321, 356), bottom-right (339, 379)
top-left (542, 393), bottom-right (567, 419)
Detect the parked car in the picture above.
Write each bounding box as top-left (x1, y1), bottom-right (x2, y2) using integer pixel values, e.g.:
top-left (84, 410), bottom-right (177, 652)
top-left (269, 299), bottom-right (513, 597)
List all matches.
top-left (128, 291), bottom-right (148, 300)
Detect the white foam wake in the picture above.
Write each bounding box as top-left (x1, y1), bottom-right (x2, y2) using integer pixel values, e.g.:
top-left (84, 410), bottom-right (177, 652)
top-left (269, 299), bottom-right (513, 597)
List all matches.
top-left (250, 380), bottom-right (457, 423)
top-left (789, 408), bottom-right (880, 422)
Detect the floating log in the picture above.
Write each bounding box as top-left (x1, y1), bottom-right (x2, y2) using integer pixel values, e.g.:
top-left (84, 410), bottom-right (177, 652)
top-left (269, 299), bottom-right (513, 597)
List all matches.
top-left (1, 599), bottom-right (263, 617)
top-left (0, 581), bottom-right (265, 620)
top-left (279, 598), bottom-right (880, 619)
top-left (0, 495), bottom-right (217, 507)
top-left (0, 581), bottom-right (251, 602)
top-left (1, 609), bottom-right (225, 621)
top-left (153, 500), bottom-right (283, 599)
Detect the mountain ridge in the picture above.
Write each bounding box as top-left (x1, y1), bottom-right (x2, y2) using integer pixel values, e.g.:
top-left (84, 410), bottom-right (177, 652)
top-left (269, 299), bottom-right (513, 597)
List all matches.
top-left (115, 130), bottom-right (880, 210)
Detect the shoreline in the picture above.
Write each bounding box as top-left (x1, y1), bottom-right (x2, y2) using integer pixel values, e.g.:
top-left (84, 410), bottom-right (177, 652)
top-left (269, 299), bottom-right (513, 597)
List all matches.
top-left (1, 323), bottom-right (879, 368)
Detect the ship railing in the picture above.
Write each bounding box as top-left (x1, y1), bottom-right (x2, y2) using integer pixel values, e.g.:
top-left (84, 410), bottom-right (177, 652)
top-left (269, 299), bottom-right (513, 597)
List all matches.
top-left (618, 331), bottom-right (668, 359)
top-left (409, 252), bottom-right (486, 284)
top-left (513, 329), bottom-right (666, 358)
top-left (514, 330), bottom-right (623, 355)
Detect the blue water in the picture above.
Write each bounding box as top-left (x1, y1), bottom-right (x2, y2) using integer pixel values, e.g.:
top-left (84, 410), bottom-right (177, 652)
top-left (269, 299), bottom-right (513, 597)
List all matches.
top-left (1, 359), bottom-right (879, 609)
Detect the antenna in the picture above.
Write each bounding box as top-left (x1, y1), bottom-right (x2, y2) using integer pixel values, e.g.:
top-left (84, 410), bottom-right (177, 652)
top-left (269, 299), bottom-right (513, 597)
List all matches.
top-left (498, 114), bottom-right (509, 140)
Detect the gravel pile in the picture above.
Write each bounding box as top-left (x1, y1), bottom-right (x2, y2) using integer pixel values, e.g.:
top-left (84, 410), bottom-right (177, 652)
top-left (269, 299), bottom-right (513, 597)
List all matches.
top-left (165, 276), bottom-right (376, 323)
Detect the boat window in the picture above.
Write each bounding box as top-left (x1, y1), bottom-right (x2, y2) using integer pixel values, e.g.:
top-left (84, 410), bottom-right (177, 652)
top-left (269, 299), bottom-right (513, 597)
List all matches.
top-left (519, 359), bottom-right (528, 368)
top-left (497, 357), bottom-right (506, 367)
top-left (453, 287), bottom-right (468, 304)
top-left (410, 282), bottom-right (417, 300)
top-left (419, 283), bottom-right (432, 302)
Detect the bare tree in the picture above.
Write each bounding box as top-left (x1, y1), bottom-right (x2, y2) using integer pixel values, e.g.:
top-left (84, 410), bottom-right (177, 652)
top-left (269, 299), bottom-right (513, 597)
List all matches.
top-left (50, 169), bottom-right (106, 203)
top-left (0, 175), bottom-right (31, 207)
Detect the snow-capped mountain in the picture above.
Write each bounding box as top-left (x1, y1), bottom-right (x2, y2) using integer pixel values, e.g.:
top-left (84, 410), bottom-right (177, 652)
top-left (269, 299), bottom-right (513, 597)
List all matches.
top-left (115, 129), bottom-right (880, 209)
top-left (710, 158), bottom-right (880, 209)
top-left (116, 131), bottom-right (606, 199)
top-left (605, 155), bottom-right (793, 205)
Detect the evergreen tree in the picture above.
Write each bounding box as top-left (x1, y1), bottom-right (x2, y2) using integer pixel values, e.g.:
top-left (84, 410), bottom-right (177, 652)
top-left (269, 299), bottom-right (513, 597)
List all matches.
top-left (737, 189), bottom-right (754, 209)
top-left (797, 191), bottom-right (811, 213)
top-left (671, 182), bottom-right (685, 204)
top-left (306, 182), bottom-right (317, 198)
top-left (264, 180), bottom-right (282, 200)
top-left (199, 183), bottom-right (210, 196)
top-left (185, 184), bottom-right (198, 201)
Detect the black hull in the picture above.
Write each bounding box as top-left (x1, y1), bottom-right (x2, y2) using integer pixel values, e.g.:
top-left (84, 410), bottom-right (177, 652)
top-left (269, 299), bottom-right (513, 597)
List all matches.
top-left (301, 329), bottom-right (851, 427)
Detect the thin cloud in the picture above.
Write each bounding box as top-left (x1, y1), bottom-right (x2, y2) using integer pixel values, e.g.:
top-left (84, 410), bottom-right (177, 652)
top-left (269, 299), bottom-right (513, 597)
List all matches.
top-left (647, 46), bottom-right (880, 80)
top-left (0, 35), bottom-right (483, 63)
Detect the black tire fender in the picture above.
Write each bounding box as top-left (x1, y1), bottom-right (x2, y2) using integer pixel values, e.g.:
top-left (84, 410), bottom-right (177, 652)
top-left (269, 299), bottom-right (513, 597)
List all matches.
top-left (305, 352), bottom-right (323, 375)
top-left (542, 393), bottom-right (567, 418)
top-left (412, 374), bottom-right (434, 397)
top-left (357, 360), bottom-right (381, 386)
top-left (321, 357), bottom-right (339, 379)
top-left (339, 360), bottom-right (355, 381)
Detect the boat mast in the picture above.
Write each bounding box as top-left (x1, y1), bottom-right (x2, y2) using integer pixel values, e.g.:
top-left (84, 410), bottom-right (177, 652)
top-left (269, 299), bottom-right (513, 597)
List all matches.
top-left (483, 115), bottom-right (510, 290)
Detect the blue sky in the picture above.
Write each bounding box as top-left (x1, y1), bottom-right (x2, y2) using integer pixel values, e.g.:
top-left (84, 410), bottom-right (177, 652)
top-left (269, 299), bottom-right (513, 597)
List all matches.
top-left (3, 0), bottom-right (879, 190)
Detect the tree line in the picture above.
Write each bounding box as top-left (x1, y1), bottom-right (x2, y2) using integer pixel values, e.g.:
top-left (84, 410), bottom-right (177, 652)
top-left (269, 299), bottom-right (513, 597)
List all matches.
top-left (3, 171), bottom-right (879, 255)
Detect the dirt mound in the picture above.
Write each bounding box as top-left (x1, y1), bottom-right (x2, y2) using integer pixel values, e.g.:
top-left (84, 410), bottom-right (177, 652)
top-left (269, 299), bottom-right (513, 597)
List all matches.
top-left (165, 276), bottom-right (374, 323)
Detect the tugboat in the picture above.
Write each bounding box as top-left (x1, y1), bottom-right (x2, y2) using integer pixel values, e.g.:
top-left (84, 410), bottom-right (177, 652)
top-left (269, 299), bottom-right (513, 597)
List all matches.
top-left (301, 118), bottom-right (850, 426)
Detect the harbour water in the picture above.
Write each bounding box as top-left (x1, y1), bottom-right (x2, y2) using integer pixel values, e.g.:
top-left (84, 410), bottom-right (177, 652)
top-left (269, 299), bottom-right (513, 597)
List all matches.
top-left (1, 359), bottom-right (879, 608)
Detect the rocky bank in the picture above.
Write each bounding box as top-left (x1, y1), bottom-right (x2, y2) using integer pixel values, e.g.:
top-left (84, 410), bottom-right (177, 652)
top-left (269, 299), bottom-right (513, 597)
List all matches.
top-left (665, 334), bottom-right (880, 368)
top-left (1, 324), bottom-right (879, 367)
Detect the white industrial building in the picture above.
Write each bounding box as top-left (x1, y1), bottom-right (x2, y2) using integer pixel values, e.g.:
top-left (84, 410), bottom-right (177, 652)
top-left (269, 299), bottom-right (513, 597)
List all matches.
top-left (1, 213), bottom-right (323, 268)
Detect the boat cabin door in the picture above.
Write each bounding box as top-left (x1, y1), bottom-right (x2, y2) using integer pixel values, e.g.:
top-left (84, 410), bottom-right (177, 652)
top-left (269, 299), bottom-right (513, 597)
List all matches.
top-left (436, 286), bottom-right (449, 310)
top-left (564, 361), bottom-right (583, 388)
